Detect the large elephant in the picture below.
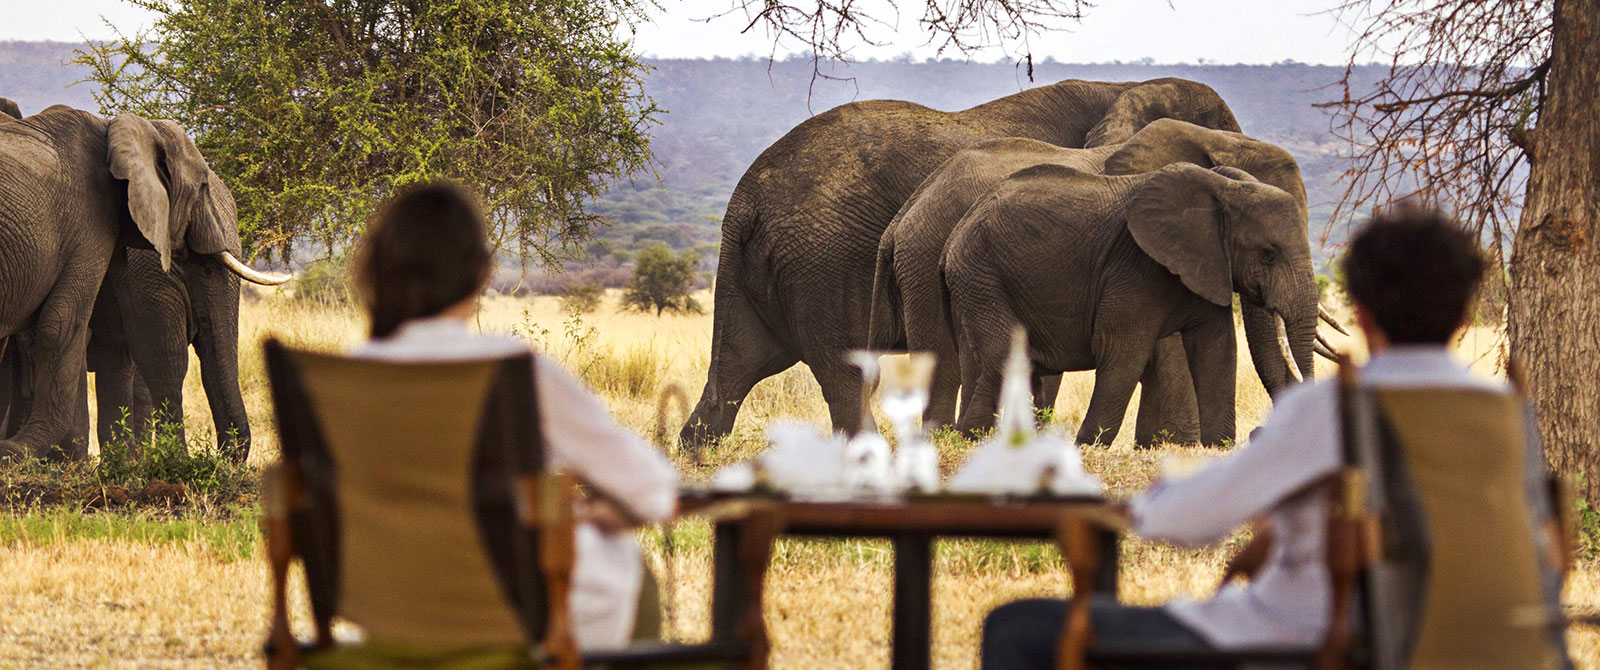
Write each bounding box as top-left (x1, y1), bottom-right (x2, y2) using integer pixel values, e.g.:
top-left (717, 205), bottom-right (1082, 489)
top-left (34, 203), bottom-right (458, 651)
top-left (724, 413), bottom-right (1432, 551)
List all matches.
top-left (0, 106), bottom-right (287, 460)
top-left (870, 119), bottom-right (1328, 444)
top-left (87, 231), bottom-right (262, 461)
top-left (944, 163), bottom-right (1318, 445)
top-left (681, 78), bottom-right (1242, 446)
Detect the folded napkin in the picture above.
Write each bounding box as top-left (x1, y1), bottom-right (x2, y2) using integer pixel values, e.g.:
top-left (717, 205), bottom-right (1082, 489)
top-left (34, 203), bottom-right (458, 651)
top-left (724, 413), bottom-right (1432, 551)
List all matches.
top-left (710, 421), bottom-right (851, 493)
top-left (948, 428), bottom-right (1103, 497)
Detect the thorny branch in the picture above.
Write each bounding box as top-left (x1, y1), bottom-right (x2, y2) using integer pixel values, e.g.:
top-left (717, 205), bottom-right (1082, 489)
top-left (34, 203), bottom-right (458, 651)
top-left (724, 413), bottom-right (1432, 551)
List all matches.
top-left (1321, 0), bottom-right (1552, 256)
top-left (698, 0), bottom-right (1092, 87)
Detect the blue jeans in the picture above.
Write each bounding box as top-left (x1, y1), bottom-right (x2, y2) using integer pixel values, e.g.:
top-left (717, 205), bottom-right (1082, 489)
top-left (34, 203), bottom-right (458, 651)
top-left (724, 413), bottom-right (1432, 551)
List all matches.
top-left (980, 598), bottom-right (1214, 670)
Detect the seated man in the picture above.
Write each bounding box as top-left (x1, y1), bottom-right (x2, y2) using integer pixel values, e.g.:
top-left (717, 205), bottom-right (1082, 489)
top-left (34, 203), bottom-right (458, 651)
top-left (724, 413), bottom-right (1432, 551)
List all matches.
top-left (981, 206), bottom-right (1566, 668)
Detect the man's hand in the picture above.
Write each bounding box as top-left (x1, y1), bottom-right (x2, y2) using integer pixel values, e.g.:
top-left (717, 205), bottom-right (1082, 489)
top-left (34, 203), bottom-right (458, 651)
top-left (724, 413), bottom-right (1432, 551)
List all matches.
top-left (575, 496), bottom-right (640, 533)
top-left (1220, 521), bottom-right (1274, 586)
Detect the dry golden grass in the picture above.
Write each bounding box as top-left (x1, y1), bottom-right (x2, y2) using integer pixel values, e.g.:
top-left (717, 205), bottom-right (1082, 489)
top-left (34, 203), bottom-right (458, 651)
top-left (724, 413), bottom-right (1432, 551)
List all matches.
top-left (8, 290), bottom-right (1593, 668)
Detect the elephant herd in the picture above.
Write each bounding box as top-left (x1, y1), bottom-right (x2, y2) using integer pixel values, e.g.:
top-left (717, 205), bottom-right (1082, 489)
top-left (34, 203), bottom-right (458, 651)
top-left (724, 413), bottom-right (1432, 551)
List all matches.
top-left (680, 78), bottom-right (1346, 448)
top-left (0, 99), bottom-right (289, 463)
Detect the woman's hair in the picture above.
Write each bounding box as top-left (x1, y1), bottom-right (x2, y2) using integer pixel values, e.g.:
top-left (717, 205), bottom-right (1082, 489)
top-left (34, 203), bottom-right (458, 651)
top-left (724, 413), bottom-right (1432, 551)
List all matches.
top-left (355, 180), bottom-right (493, 339)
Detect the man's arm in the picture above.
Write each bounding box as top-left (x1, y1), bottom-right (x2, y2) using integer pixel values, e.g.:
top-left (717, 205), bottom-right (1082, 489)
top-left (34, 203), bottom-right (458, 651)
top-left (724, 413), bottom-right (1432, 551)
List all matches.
top-left (1131, 381), bottom-right (1342, 547)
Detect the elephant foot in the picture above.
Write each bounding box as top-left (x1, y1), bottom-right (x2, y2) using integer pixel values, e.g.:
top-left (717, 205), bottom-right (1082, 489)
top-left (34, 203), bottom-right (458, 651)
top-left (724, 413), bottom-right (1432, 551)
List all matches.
top-left (0, 439), bottom-right (26, 462)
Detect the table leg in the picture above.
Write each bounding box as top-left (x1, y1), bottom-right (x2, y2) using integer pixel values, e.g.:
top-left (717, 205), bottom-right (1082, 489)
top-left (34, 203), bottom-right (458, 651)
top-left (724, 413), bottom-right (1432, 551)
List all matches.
top-left (710, 519), bottom-right (743, 642)
top-left (1095, 530), bottom-right (1119, 599)
top-left (892, 534), bottom-right (934, 670)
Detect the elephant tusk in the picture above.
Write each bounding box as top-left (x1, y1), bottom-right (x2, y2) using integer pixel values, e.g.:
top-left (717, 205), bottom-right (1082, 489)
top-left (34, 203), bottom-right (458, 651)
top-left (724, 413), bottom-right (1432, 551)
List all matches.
top-left (1316, 332), bottom-right (1340, 356)
top-left (1314, 340), bottom-right (1340, 362)
top-left (1276, 315), bottom-right (1303, 384)
top-left (1319, 303), bottom-right (1350, 335)
top-left (220, 251), bottom-right (292, 286)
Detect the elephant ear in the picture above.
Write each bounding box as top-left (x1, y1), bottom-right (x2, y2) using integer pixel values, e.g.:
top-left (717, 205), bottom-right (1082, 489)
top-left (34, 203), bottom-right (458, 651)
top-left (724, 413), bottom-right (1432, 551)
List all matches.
top-left (108, 114), bottom-right (176, 271)
top-left (151, 119), bottom-right (237, 255)
top-left (1105, 118), bottom-right (1245, 175)
top-left (1085, 79), bottom-right (1242, 148)
top-left (1125, 164), bottom-right (1233, 307)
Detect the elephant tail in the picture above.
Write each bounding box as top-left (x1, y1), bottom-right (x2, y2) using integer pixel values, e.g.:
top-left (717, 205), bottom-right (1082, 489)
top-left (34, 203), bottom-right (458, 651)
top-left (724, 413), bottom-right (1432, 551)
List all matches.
top-left (868, 234), bottom-right (907, 350)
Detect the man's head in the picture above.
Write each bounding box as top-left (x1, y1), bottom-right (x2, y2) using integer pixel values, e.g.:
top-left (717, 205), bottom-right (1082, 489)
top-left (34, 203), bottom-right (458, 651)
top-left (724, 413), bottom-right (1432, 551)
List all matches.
top-left (1342, 205), bottom-right (1485, 348)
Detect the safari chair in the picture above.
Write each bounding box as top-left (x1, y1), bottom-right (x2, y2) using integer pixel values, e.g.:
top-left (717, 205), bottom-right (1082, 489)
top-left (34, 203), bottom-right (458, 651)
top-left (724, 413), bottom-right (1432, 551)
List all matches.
top-left (1057, 359), bottom-right (1575, 670)
top-left (259, 339), bottom-right (780, 670)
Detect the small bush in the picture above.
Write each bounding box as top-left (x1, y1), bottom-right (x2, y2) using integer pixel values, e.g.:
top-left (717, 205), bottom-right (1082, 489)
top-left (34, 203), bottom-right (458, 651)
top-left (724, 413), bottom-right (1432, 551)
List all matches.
top-left (294, 255), bottom-right (354, 304)
top-left (96, 416), bottom-right (253, 501)
top-left (559, 282), bottom-right (605, 314)
top-left (584, 345), bottom-right (664, 398)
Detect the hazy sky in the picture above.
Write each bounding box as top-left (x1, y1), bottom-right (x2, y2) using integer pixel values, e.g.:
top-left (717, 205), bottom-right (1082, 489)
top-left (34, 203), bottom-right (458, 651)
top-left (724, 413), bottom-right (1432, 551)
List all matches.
top-left (3, 0), bottom-right (1360, 65)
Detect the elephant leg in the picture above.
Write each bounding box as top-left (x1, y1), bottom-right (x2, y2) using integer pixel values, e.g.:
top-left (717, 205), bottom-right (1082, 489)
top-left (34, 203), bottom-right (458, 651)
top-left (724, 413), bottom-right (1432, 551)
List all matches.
top-left (1033, 373), bottom-right (1062, 417)
top-left (814, 357), bottom-right (867, 435)
top-left (1183, 313), bottom-right (1238, 447)
top-left (950, 281), bottom-right (1014, 435)
top-left (902, 277), bottom-right (962, 428)
top-left (65, 370), bottom-right (90, 460)
top-left (91, 347), bottom-right (137, 452)
top-left (115, 252), bottom-right (190, 454)
top-left (131, 369), bottom-right (154, 445)
top-left (682, 289), bottom-right (799, 449)
top-left (1134, 336), bottom-right (1201, 448)
top-left (0, 278), bottom-right (98, 462)
top-left (1077, 339), bottom-right (1155, 446)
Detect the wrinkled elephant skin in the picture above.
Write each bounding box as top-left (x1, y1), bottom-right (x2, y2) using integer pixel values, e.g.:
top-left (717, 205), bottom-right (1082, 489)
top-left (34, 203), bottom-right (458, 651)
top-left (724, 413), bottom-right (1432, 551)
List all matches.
top-left (683, 78), bottom-right (1243, 447)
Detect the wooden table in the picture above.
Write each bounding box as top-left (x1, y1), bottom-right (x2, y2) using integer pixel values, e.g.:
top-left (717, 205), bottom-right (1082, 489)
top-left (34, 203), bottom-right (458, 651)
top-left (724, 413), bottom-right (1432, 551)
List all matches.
top-left (678, 492), bottom-right (1123, 670)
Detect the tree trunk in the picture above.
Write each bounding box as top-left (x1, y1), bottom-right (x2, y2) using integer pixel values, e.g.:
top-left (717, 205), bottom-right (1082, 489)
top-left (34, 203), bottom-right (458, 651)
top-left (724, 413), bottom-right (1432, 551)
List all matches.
top-left (1507, 0), bottom-right (1600, 509)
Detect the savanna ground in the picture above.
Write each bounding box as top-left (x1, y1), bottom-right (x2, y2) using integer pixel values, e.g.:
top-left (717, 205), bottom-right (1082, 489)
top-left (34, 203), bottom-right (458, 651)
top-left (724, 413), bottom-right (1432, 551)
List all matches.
top-left (1, 289), bottom-right (1595, 668)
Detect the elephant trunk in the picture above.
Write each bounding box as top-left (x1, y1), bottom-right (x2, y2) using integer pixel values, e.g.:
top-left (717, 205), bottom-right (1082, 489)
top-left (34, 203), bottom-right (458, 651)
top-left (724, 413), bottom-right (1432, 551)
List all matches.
top-left (1243, 271), bottom-right (1319, 397)
top-left (189, 256), bottom-right (251, 463)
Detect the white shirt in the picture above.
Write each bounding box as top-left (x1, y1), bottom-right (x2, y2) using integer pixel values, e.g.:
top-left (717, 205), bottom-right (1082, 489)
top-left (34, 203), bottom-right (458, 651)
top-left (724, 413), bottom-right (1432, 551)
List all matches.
top-left (352, 316), bottom-right (678, 650)
top-left (1130, 346), bottom-right (1507, 648)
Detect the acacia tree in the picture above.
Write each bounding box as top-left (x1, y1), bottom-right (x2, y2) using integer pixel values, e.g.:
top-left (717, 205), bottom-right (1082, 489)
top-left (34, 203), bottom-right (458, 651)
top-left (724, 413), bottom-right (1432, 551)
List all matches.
top-left (1323, 0), bottom-right (1600, 507)
top-left (623, 245), bottom-right (703, 316)
top-left (77, 0), bottom-right (658, 263)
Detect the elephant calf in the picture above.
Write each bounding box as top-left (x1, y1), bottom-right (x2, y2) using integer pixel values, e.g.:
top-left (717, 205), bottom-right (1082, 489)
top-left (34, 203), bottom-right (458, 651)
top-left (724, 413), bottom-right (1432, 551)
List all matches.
top-left (944, 163), bottom-right (1319, 445)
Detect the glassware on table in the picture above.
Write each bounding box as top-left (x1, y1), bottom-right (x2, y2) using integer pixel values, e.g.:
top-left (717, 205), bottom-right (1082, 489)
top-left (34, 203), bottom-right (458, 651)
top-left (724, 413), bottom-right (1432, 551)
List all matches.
top-left (996, 326), bottom-right (1036, 447)
top-left (845, 350), bottom-right (893, 492)
top-left (878, 352), bottom-right (939, 492)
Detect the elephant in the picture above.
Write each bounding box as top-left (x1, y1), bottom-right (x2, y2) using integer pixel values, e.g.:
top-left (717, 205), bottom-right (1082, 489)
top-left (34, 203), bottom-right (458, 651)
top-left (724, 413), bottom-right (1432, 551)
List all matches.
top-left (0, 105), bottom-right (288, 461)
top-left (943, 163), bottom-right (1318, 445)
top-left (869, 118), bottom-right (1332, 445)
top-left (86, 235), bottom-right (257, 461)
top-left (1, 98), bottom-right (19, 121)
top-left (681, 78), bottom-right (1243, 446)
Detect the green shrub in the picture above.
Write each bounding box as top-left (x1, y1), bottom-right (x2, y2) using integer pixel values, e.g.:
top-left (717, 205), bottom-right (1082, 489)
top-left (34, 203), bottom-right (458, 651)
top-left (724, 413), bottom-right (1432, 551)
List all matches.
top-left (96, 415), bottom-right (253, 501)
top-left (558, 281), bottom-right (605, 314)
top-left (294, 255), bottom-right (354, 305)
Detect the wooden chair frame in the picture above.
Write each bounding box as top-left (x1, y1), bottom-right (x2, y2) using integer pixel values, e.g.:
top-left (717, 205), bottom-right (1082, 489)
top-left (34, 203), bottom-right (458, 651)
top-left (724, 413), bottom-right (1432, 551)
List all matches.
top-left (259, 341), bottom-right (782, 670)
top-left (1056, 359), bottom-right (1581, 669)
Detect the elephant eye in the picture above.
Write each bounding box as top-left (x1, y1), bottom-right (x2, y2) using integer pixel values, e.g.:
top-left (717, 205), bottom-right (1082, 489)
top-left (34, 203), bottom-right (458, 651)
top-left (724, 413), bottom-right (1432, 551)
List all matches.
top-left (1260, 247), bottom-right (1279, 263)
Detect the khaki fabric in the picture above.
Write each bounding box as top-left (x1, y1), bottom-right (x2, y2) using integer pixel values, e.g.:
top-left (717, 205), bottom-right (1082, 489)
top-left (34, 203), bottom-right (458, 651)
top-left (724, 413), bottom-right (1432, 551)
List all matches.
top-left (298, 354), bottom-right (528, 648)
top-left (1376, 390), bottom-right (1558, 670)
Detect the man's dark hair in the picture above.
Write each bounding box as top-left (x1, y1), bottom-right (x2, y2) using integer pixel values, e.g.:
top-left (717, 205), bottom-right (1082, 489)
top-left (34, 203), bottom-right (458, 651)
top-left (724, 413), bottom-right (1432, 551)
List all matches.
top-left (355, 180), bottom-right (493, 339)
top-left (1341, 205), bottom-right (1485, 344)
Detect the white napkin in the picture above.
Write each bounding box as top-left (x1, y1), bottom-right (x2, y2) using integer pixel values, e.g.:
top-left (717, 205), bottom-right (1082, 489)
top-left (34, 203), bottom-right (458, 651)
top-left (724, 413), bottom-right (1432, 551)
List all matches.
top-left (761, 420), bottom-right (850, 492)
top-left (948, 428), bottom-right (1103, 496)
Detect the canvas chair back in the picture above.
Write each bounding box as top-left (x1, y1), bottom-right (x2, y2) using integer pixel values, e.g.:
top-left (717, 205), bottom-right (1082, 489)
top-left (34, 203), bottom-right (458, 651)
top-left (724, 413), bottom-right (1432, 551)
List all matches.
top-left (1348, 384), bottom-right (1560, 670)
top-left (263, 341), bottom-right (546, 649)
